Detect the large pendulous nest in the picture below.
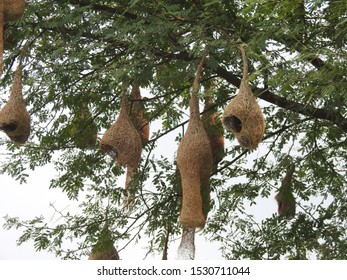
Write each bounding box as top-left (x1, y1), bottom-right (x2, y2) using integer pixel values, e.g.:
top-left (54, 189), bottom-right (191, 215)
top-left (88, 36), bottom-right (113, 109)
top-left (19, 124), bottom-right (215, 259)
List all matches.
top-left (0, 60), bottom-right (30, 144)
top-left (177, 54), bottom-right (213, 228)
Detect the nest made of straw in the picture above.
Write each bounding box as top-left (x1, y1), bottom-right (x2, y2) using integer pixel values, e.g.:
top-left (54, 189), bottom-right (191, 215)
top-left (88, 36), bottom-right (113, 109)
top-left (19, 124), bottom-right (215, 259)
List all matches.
top-left (222, 45), bottom-right (265, 150)
top-left (100, 90), bottom-right (142, 168)
top-left (130, 83), bottom-right (150, 145)
top-left (0, 60), bottom-right (30, 144)
top-left (100, 89), bottom-right (142, 205)
top-left (177, 54), bottom-right (213, 228)
top-left (88, 225), bottom-right (120, 260)
top-left (275, 164), bottom-right (296, 218)
top-left (69, 102), bottom-right (97, 149)
top-left (0, 1), bottom-right (26, 76)
top-left (4, 0), bottom-right (25, 22)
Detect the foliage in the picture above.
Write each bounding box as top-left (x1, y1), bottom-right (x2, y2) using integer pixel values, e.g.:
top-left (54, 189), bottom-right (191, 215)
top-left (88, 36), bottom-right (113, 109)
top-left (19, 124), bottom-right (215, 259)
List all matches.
top-left (1, 0), bottom-right (346, 259)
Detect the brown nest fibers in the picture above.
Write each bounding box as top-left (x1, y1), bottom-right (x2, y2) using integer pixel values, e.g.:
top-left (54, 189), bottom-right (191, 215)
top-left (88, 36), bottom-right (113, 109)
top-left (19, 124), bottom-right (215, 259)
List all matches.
top-left (222, 44), bottom-right (265, 150)
top-left (177, 54), bottom-right (213, 228)
top-left (0, 59), bottom-right (30, 144)
top-left (100, 89), bottom-right (142, 205)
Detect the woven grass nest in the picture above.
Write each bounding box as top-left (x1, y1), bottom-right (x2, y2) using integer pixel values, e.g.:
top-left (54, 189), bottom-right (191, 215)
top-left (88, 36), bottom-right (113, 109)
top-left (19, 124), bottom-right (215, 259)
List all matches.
top-left (0, 60), bottom-right (30, 144)
top-left (177, 54), bottom-right (213, 228)
top-left (100, 90), bottom-right (142, 168)
top-left (100, 89), bottom-right (142, 205)
top-left (0, 1), bottom-right (26, 75)
top-left (88, 225), bottom-right (120, 260)
top-left (222, 45), bottom-right (265, 150)
top-left (130, 83), bottom-right (150, 145)
top-left (275, 164), bottom-right (296, 218)
top-left (4, 0), bottom-right (26, 22)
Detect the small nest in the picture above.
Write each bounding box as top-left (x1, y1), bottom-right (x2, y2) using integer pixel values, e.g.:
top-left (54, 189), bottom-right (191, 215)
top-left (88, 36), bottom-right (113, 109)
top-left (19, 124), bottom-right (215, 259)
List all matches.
top-left (222, 45), bottom-right (265, 150)
top-left (275, 191), bottom-right (296, 218)
top-left (275, 164), bottom-right (296, 218)
top-left (4, 0), bottom-right (26, 22)
top-left (69, 103), bottom-right (97, 149)
top-left (0, 61), bottom-right (30, 144)
top-left (88, 226), bottom-right (120, 260)
top-left (177, 54), bottom-right (213, 228)
top-left (130, 83), bottom-right (150, 145)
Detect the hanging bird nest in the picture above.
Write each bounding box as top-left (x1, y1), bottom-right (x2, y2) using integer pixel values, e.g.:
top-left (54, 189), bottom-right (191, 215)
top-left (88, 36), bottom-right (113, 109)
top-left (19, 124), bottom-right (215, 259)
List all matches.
top-left (88, 225), bottom-right (120, 260)
top-left (0, 60), bottom-right (30, 144)
top-left (177, 53), bottom-right (213, 228)
top-left (275, 164), bottom-right (296, 218)
top-left (100, 90), bottom-right (142, 168)
top-left (0, 1), bottom-right (25, 76)
top-left (4, 0), bottom-right (26, 22)
top-left (100, 89), bottom-right (142, 205)
top-left (69, 102), bottom-right (97, 149)
top-left (130, 83), bottom-right (150, 145)
top-left (222, 45), bottom-right (265, 150)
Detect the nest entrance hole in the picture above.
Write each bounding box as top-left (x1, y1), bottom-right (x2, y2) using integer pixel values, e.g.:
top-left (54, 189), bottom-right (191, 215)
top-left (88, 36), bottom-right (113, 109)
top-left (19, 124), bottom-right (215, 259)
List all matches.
top-left (0, 122), bottom-right (17, 132)
top-left (100, 144), bottom-right (118, 160)
top-left (224, 115), bottom-right (242, 133)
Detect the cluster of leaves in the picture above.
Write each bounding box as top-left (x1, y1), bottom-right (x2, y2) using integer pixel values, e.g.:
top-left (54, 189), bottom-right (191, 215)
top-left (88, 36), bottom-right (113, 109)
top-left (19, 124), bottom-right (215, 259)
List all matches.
top-left (1, 0), bottom-right (346, 259)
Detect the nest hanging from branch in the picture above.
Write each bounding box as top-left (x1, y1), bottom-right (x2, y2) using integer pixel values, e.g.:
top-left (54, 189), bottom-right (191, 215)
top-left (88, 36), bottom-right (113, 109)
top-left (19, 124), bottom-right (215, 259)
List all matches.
top-left (69, 102), bottom-right (97, 149)
top-left (222, 44), bottom-right (265, 150)
top-left (88, 225), bottom-right (120, 260)
top-left (275, 164), bottom-right (296, 218)
top-left (0, 0), bottom-right (26, 76)
top-left (100, 89), bottom-right (142, 205)
top-left (177, 53), bottom-right (213, 228)
top-left (130, 83), bottom-right (150, 145)
top-left (0, 59), bottom-right (30, 144)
